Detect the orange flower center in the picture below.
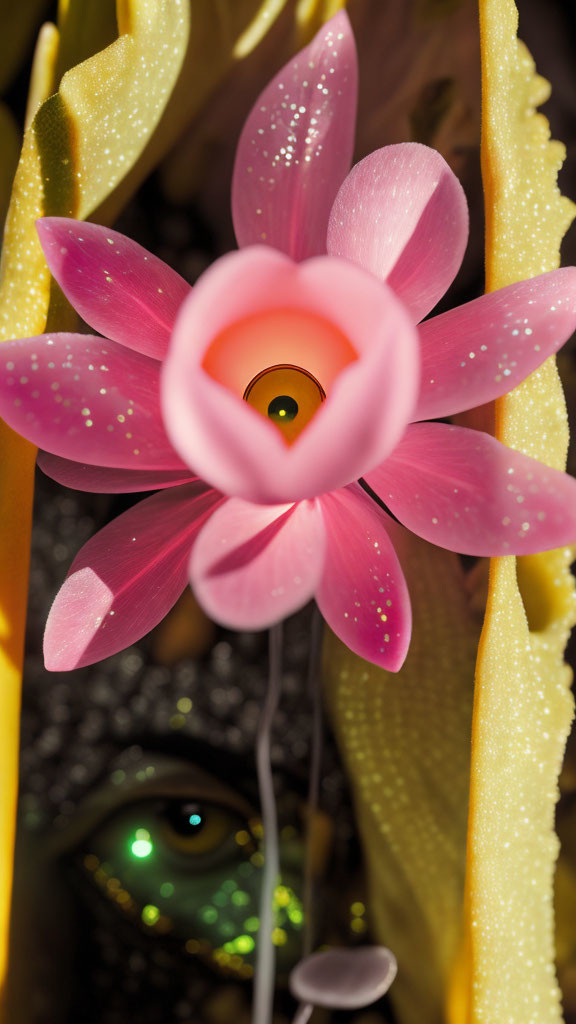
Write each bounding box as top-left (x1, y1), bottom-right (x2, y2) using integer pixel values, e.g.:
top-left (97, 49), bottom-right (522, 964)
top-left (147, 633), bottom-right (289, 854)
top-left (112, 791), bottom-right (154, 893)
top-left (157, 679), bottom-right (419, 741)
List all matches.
top-left (203, 308), bottom-right (357, 443)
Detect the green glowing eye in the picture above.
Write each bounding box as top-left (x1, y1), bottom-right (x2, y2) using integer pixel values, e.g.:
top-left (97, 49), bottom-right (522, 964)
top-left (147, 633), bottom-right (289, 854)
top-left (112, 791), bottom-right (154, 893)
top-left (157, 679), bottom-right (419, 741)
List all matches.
top-left (84, 793), bottom-right (305, 976)
top-left (267, 395), bottom-right (298, 422)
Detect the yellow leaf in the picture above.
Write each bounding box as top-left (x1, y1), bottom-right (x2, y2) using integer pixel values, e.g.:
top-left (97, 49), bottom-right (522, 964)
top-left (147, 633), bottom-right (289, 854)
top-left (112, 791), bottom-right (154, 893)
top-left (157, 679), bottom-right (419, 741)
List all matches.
top-left (453, 2), bottom-right (576, 1022)
top-left (24, 22), bottom-right (59, 129)
top-left (325, 526), bottom-right (480, 1024)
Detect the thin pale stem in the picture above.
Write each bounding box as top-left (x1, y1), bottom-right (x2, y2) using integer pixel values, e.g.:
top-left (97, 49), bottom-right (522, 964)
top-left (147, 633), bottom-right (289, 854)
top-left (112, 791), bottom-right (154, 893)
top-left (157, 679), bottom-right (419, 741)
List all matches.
top-left (251, 622), bottom-right (283, 1024)
top-left (303, 605), bottom-right (324, 956)
top-left (292, 1002), bottom-right (313, 1024)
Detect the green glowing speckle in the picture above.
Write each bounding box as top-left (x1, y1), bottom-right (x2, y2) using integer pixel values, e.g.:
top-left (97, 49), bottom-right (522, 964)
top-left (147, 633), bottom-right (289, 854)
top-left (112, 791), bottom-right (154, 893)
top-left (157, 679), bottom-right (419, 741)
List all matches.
top-left (131, 828), bottom-right (153, 859)
top-left (288, 908), bottom-right (304, 926)
top-left (188, 812), bottom-right (202, 826)
top-left (223, 935), bottom-right (256, 956)
top-left (244, 916), bottom-right (260, 932)
top-left (201, 906), bottom-right (218, 924)
top-left (159, 882), bottom-right (174, 899)
top-left (222, 879), bottom-right (238, 894)
top-left (231, 890), bottom-right (250, 907)
top-left (235, 934), bottom-right (255, 954)
top-left (141, 904), bottom-right (160, 926)
top-left (274, 885), bottom-right (290, 907)
top-left (213, 891), bottom-right (228, 907)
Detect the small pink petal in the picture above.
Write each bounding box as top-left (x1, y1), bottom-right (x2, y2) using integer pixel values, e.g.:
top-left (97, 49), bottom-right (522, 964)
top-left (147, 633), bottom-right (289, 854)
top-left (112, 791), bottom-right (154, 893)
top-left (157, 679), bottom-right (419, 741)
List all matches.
top-left (366, 422), bottom-right (576, 555)
top-left (191, 497), bottom-right (326, 630)
top-left (317, 485), bottom-right (411, 671)
top-left (414, 268), bottom-right (576, 420)
top-left (0, 333), bottom-right (184, 470)
top-left (232, 11), bottom-right (357, 260)
top-left (162, 247), bottom-right (419, 504)
top-left (38, 452), bottom-right (196, 493)
top-left (37, 218), bottom-right (191, 359)
top-left (44, 483), bottom-right (223, 670)
top-left (327, 143), bottom-right (468, 322)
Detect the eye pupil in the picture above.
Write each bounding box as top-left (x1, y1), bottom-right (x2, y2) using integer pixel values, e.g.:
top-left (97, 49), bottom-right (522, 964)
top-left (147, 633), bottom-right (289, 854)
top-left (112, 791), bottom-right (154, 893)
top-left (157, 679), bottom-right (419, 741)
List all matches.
top-left (267, 395), bottom-right (298, 422)
top-left (243, 364), bottom-right (325, 444)
top-left (164, 800), bottom-right (206, 837)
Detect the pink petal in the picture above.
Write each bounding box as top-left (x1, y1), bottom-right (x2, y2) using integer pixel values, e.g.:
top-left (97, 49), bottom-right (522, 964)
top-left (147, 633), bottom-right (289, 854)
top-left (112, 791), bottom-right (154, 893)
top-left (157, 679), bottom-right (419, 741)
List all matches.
top-left (36, 218), bottom-right (191, 360)
top-left (327, 143), bottom-right (468, 322)
top-left (414, 268), bottom-right (576, 420)
top-left (44, 483), bottom-right (223, 670)
top-left (366, 422), bottom-right (576, 555)
top-left (191, 497), bottom-right (326, 630)
top-left (232, 11), bottom-right (357, 260)
top-left (0, 333), bottom-right (184, 469)
top-left (317, 485), bottom-right (411, 671)
top-left (38, 452), bottom-right (196, 492)
top-left (162, 247), bottom-right (419, 504)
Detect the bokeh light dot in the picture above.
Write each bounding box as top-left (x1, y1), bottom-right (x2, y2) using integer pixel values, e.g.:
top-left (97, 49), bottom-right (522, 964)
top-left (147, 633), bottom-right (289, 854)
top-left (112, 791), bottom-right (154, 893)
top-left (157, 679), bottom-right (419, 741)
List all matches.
top-left (141, 904), bottom-right (160, 926)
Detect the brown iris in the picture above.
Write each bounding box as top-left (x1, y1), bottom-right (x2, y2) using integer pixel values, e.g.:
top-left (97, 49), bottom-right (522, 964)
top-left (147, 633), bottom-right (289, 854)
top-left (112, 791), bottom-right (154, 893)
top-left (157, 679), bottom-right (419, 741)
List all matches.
top-left (243, 364), bottom-right (326, 443)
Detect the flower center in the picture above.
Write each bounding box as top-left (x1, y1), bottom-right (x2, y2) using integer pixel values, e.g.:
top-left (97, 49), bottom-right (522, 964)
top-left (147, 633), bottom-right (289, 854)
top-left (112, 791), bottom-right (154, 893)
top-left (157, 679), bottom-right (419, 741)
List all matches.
top-left (243, 364), bottom-right (325, 443)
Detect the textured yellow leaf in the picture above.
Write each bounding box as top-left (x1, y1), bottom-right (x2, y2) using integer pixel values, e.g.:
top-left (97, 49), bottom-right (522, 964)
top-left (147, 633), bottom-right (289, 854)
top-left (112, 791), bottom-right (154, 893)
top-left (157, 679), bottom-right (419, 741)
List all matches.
top-left (325, 525), bottom-right (480, 1024)
top-left (0, 0), bottom-right (190, 1000)
top-left (455, 2), bottom-right (576, 1022)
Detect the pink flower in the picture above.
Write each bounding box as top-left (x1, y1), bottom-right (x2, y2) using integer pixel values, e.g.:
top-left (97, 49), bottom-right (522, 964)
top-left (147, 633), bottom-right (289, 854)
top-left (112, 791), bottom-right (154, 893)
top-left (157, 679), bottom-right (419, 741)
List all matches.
top-left (2, 11), bottom-right (576, 673)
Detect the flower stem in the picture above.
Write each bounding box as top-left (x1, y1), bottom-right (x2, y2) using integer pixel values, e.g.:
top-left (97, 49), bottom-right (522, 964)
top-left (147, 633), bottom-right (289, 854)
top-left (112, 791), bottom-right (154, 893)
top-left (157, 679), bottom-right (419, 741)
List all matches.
top-left (303, 605), bottom-right (324, 956)
top-left (292, 1002), bottom-right (313, 1024)
top-left (252, 621), bottom-right (283, 1024)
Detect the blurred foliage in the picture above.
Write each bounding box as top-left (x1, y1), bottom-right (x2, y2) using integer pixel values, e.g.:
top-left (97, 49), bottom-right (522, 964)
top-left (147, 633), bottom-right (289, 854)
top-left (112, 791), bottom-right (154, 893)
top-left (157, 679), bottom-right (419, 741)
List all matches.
top-left (163, 0), bottom-right (481, 256)
top-left (325, 528), bottom-right (480, 1024)
top-left (0, 0), bottom-right (50, 94)
top-left (0, 109), bottom-right (20, 231)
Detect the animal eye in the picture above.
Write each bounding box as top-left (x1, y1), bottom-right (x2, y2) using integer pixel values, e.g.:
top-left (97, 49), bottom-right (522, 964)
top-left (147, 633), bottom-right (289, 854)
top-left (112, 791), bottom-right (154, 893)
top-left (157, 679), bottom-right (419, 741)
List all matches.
top-left (80, 792), bottom-right (305, 979)
top-left (244, 364), bottom-right (325, 443)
